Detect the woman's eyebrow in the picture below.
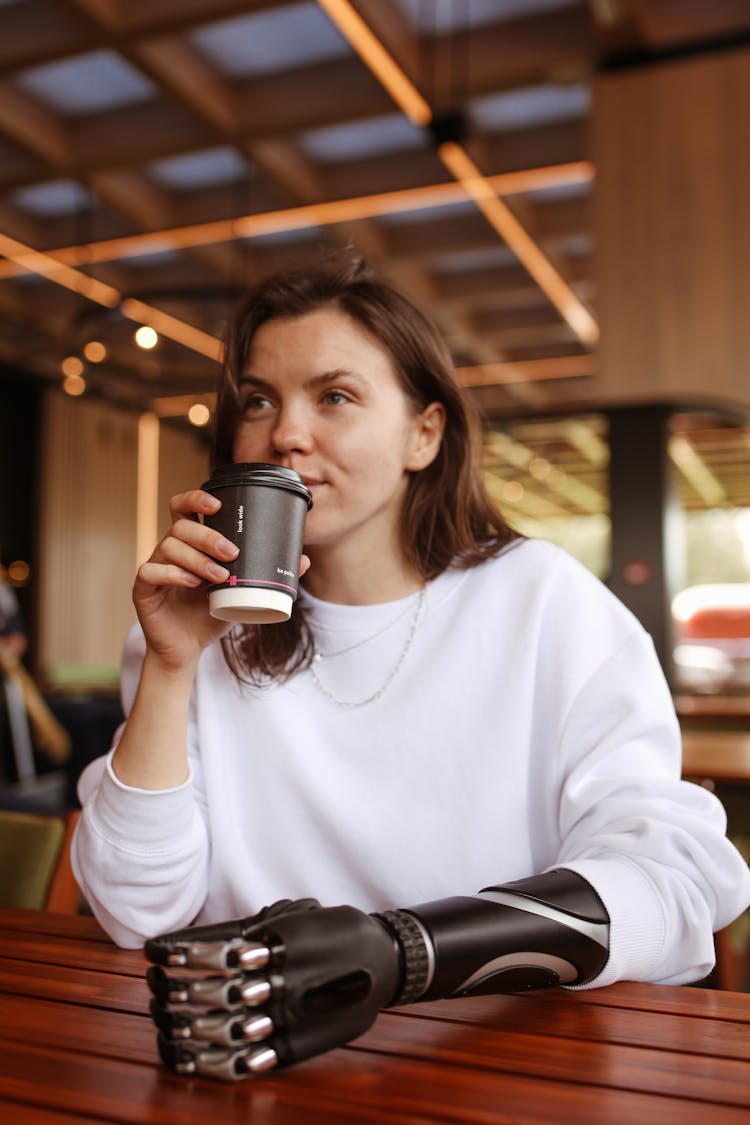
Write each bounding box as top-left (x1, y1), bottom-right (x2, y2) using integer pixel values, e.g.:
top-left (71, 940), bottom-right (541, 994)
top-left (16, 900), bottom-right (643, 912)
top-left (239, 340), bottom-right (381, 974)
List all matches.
top-left (239, 369), bottom-right (363, 390)
top-left (237, 375), bottom-right (268, 391)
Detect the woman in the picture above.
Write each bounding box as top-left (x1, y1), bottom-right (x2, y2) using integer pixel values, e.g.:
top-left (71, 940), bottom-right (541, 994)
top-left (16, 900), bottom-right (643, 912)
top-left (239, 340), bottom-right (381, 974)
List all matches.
top-left (73, 256), bottom-right (748, 1050)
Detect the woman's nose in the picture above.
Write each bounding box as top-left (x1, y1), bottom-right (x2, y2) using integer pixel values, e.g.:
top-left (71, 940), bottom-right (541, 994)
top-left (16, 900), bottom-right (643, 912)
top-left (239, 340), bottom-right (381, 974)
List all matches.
top-left (271, 406), bottom-right (314, 457)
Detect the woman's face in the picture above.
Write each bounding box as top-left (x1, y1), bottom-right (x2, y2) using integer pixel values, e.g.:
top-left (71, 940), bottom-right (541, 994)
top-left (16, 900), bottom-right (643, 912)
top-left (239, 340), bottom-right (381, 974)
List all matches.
top-left (232, 307), bottom-right (444, 563)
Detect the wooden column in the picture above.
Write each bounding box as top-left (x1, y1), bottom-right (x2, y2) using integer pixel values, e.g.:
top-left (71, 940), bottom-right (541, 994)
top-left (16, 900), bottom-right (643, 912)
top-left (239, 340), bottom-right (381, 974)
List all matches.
top-left (36, 394), bottom-right (209, 687)
top-left (592, 45), bottom-right (750, 408)
top-left (36, 393), bottom-right (139, 684)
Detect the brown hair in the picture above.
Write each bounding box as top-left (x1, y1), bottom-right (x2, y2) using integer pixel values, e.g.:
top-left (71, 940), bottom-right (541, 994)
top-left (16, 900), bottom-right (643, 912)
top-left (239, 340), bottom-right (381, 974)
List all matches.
top-left (212, 252), bottom-right (520, 684)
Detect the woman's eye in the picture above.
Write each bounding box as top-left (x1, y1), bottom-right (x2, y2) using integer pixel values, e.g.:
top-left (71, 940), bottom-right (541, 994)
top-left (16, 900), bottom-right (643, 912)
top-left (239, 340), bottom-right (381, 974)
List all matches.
top-left (242, 393), bottom-right (272, 413)
top-left (322, 389), bottom-right (349, 406)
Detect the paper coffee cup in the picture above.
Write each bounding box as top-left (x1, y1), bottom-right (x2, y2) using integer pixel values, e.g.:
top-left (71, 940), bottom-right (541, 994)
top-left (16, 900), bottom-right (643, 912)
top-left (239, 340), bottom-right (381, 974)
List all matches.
top-left (202, 463), bottom-right (312, 624)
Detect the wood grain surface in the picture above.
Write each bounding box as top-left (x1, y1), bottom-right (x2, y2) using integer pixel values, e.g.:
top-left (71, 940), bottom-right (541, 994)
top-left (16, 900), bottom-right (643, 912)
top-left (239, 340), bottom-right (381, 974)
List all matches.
top-left (1, 907), bottom-right (749, 1124)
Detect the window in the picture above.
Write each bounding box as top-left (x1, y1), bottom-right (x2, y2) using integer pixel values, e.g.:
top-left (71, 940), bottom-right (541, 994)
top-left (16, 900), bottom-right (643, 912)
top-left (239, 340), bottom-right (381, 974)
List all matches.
top-left (481, 413), bottom-right (610, 579)
top-left (668, 412), bottom-right (750, 698)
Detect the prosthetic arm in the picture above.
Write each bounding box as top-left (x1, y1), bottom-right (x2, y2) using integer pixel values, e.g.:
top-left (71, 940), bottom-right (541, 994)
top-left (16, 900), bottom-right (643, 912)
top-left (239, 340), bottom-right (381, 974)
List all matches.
top-left (145, 869), bottom-right (610, 1081)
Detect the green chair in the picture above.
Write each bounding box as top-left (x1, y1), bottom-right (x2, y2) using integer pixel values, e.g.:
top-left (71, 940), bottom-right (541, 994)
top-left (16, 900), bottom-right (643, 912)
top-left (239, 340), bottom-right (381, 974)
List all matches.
top-left (0, 808), bottom-right (81, 911)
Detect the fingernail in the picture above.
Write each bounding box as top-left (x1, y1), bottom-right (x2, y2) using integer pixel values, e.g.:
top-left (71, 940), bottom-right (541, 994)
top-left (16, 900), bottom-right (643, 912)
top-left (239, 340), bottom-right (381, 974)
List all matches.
top-left (217, 538), bottom-right (240, 559)
top-left (206, 562), bottom-right (229, 581)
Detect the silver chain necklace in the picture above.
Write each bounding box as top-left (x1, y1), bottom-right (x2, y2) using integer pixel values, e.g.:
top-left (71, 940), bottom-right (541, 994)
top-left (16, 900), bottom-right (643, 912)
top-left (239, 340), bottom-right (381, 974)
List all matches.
top-left (309, 587), bottom-right (426, 709)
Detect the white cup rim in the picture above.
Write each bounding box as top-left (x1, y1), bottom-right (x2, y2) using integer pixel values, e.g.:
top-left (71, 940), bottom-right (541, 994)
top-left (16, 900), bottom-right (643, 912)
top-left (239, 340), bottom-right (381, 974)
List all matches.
top-left (208, 587), bottom-right (293, 624)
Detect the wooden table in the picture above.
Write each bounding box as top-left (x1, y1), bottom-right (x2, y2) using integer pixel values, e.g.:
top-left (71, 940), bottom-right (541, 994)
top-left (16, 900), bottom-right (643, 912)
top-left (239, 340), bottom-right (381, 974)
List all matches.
top-left (681, 729), bottom-right (750, 786)
top-left (1, 909), bottom-right (749, 1123)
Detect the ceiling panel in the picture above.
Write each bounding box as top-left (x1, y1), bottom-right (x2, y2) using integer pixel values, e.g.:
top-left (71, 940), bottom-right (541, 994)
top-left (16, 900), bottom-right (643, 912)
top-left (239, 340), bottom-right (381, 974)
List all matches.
top-left (0, 0), bottom-right (746, 447)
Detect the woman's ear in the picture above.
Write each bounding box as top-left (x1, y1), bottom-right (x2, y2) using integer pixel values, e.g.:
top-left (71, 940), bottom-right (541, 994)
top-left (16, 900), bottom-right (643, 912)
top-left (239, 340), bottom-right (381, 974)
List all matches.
top-left (406, 401), bottom-right (446, 472)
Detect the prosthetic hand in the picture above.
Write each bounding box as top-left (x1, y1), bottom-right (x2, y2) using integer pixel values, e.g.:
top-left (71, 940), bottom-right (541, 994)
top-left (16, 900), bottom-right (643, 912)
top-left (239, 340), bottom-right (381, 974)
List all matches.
top-left (145, 870), bottom-right (610, 1081)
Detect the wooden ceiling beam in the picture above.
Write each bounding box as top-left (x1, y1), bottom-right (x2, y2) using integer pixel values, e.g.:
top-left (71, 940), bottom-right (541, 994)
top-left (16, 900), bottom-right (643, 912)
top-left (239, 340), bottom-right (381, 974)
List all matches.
top-left (428, 6), bottom-right (597, 102)
top-left (0, 1), bottom-right (94, 76)
top-left (373, 193), bottom-right (589, 261)
top-left (73, 101), bottom-right (215, 172)
top-left (245, 138), bottom-right (328, 206)
top-left (0, 162), bottom-right (590, 281)
top-left (584, 0), bottom-right (649, 58)
top-left (481, 121), bottom-right (588, 177)
top-left (0, 143), bottom-right (49, 194)
top-left (133, 35), bottom-right (240, 133)
top-left (235, 57), bottom-right (392, 139)
top-left (626, 0), bottom-right (750, 49)
top-left (432, 259), bottom-right (591, 302)
top-left (88, 168), bottom-right (175, 231)
top-left (88, 166), bottom-right (253, 298)
top-left (0, 200), bottom-right (48, 251)
top-left (0, 82), bottom-right (73, 170)
top-left (127, 29), bottom-right (331, 209)
top-left (63, 0), bottom-right (283, 38)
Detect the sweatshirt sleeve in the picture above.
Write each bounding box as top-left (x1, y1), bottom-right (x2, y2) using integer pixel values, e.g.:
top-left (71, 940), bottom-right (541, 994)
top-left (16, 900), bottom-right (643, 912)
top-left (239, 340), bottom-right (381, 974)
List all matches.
top-left (71, 625), bottom-right (209, 948)
top-left (553, 628), bottom-right (750, 987)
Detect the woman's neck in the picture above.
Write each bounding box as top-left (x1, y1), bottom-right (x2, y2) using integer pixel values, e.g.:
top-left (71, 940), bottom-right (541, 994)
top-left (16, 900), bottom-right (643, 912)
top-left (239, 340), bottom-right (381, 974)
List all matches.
top-left (303, 542), bottom-right (424, 606)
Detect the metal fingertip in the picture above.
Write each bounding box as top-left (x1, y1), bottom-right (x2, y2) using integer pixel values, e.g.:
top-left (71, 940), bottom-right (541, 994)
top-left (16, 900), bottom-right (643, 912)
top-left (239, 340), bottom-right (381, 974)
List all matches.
top-left (241, 1013), bottom-right (274, 1042)
top-left (239, 977), bottom-right (272, 1006)
top-left (238, 941), bottom-right (271, 970)
top-left (246, 1046), bottom-right (278, 1074)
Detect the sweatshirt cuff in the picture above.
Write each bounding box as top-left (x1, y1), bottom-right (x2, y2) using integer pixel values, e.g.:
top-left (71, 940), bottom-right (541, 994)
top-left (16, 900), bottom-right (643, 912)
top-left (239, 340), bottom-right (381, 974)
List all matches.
top-left (556, 857), bottom-right (667, 987)
top-left (87, 749), bottom-right (197, 853)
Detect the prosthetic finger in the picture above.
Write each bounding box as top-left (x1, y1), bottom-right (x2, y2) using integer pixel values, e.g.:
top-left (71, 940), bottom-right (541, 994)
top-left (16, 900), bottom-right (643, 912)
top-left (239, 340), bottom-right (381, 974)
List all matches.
top-left (157, 1034), bottom-right (278, 1081)
top-left (150, 997), bottom-right (274, 1046)
top-left (146, 964), bottom-right (271, 1009)
top-left (143, 897), bottom-right (320, 968)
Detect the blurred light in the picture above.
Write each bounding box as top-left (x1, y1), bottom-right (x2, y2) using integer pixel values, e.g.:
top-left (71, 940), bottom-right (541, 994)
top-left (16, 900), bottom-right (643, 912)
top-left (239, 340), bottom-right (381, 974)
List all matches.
top-left (317, 0), bottom-right (431, 126)
top-left (7, 559), bottom-right (30, 585)
top-left (0, 164), bottom-right (592, 279)
top-left (188, 403), bottom-right (211, 427)
top-left (135, 325), bottom-right (159, 349)
top-left (547, 468), bottom-right (567, 489)
top-left (502, 480), bottom-right (525, 503)
top-left (437, 140), bottom-right (599, 347)
top-left (672, 583), bottom-right (750, 623)
top-left (153, 392), bottom-right (217, 417)
top-left (84, 339), bottom-right (107, 362)
top-left (61, 355), bottom-right (83, 377)
top-left (63, 373), bottom-right (86, 396)
top-left (137, 412), bottom-right (160, 568)
top-left (529, 456), bottom-right (551, 480)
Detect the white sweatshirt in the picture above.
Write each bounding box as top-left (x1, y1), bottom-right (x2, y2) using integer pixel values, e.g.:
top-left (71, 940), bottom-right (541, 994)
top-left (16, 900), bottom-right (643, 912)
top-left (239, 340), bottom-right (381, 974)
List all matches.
top-left (73, 539), bottom-right (750, 987)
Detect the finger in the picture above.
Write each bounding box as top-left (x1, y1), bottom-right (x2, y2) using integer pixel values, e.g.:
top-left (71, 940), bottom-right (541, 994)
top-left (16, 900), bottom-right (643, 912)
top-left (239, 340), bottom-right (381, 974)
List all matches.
top-left (136, 560), bottom-right (204, 590)
top-left (168, 489), bottom-right (221, 524)
top-left (167, 517), bottom-right (239, 563)
top-left (150, 998), bottom-right (274, 1047)
top-left (146, 935), bottom-right (270, 972)
top-left (147, 533), bottom-right (235, 586)
top-left (299, 553), bottom-right (311, 578)
top-left (157, 1034), bottom-right (278, 1080)
top-left (146, 966), bottom-right (271, 1010)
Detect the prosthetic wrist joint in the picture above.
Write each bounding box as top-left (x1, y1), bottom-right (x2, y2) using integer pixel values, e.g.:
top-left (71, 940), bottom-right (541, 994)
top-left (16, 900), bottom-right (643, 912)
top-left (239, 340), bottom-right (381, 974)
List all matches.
top-left (375, 869), bottom-right (610, 1004)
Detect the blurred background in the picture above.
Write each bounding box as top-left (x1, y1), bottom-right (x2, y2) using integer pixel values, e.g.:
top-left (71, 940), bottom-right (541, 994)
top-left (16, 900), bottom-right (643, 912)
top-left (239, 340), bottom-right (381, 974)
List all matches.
top-left (0, 2), bottom-right (748, 969)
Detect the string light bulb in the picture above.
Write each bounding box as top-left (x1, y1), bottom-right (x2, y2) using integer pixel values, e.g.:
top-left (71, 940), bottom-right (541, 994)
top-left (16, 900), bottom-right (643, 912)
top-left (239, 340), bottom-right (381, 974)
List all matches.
top-left (135, 325), bottom-right (158, 350)
top-left (7, 560), bottom-right (30, 585)
top-left (61, 355), bottom-right (83, 377)
top-left (83, 340), bottom-right (107, 362)
top-left (63, 373), bottom-right (86, 396)
top-left (188, 403), bottom-right (211, 427)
